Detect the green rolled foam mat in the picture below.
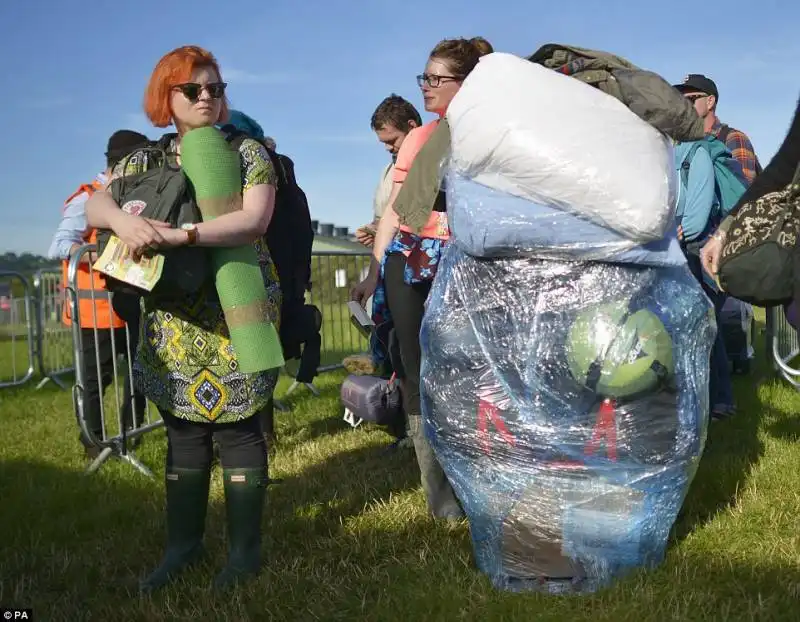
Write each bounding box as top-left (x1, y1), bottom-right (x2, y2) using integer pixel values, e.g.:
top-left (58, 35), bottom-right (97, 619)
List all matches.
top-left (181, 127), bottom-right (284, 374)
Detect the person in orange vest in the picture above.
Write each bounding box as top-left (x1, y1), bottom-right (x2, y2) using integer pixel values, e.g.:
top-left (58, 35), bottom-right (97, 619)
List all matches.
top-left (47, 130), bottom-right (150, 459)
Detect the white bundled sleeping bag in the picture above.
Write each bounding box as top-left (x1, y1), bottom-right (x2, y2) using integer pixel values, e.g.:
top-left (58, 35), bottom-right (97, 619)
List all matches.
top-left (446, 52), bottom-right (677, 242)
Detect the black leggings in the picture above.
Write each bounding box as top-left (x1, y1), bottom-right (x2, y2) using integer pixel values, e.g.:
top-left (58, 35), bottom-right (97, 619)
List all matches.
top-left (383, 253), bottom-right (462, 518)
top-left (383, 254), bottom-right (431, 419)
top-left (160, 409), bottom-right (267, 471)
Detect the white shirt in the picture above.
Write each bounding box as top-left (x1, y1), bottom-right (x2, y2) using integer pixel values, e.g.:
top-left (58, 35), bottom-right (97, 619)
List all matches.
top-left (372, 161), bottom-right (395, 221)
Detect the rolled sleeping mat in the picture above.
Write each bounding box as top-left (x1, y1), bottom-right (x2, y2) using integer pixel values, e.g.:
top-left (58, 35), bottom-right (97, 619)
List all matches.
top-left (180, 126), bottom-right (284, 373)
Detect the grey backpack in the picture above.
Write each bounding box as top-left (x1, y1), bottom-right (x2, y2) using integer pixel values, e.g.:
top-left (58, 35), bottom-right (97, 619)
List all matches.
top-left (95, 135), bottom-right (211, 297)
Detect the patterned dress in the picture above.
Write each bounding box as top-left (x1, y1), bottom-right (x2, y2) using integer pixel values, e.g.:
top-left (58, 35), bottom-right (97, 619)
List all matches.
top-left (111, 136), bottom-right (282, 424)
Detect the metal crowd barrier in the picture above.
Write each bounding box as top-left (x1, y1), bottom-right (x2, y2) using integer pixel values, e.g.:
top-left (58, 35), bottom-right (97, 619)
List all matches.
top-left (62, 245), bottom-right (373, 473)
top-left (278, 250), bottom-right (371, 403)
top-left (1, 250), bottom-right (372, 391)
top-left (766, 304), bottom-right (800, 389)
top-left (66, 245), bottom-right (163, 476)
top-left (4, 247), bottom-right (375, 459)
top-left (308, 250), bottom-right (371, 370)
top-left (0, 271), bottom-right (37, 388)
top-left (33, 269), bottom-right (75, 389)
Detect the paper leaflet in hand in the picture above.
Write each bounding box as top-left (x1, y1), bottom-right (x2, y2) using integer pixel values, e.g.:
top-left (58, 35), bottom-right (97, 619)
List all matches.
top-left (93, 235), bottom-right (164, 291)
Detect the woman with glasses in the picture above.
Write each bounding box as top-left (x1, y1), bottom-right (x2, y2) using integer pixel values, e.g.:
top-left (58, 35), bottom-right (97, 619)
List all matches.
top-left (85, 45), bottom-right (281, 593)
top-left (352, 36), bottom-right (493, 520)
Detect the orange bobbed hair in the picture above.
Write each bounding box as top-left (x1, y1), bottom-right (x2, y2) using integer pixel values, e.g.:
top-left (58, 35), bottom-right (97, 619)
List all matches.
top-left (143, 45), bottom-right (230, 128)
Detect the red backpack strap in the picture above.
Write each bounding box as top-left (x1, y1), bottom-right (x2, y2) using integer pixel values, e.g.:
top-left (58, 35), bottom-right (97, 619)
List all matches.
top-left (584, 399), bottom-right (618, 461)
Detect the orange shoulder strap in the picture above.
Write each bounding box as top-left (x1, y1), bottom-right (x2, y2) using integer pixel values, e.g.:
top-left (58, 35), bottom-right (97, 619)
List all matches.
top-left (64, 179), bottom-right (103, 206)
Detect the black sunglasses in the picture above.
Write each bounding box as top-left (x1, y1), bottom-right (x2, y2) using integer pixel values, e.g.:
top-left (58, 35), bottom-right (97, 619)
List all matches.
top-left (684, 93), bottom-right (710, 102)
top-left (173, 82), bottom-right (227, 102)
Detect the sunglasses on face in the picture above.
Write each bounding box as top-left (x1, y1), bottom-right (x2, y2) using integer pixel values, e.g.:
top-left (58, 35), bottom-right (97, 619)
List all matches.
top-left (416, 73), bottom-right (461, 88)
top-left (173, 82), bottom-right (227, 102)
top-left (684, 93), bottom-right (709, 102)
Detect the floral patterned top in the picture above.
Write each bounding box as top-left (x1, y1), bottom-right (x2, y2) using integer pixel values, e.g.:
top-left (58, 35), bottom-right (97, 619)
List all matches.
top-left (110, 135), bottom-right (282, 424)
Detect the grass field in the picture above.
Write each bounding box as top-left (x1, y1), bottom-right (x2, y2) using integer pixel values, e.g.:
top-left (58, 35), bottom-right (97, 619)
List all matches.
top-left (1, 314), bottom-right (800, 621)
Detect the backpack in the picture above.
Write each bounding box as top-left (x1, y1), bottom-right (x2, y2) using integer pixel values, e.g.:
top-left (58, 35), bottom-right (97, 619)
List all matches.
top-left (95, 135), bottom-right (211, 298)
top-left (528, 43), bottom-right (706, 142)
top-left (220, 126), bottom-right (320, 369)
top-left (716, 124), bottom-right (764, 176)
top-left (678, 137), bottom-right (749, 232)
top-left (220, 127), bottom-right (315, 306)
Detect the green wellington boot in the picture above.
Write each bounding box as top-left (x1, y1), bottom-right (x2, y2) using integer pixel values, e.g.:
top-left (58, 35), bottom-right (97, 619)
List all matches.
top-left (140, 467), bottom-right (211, 594)
top-left (213, 468), bottom-right (268, 591)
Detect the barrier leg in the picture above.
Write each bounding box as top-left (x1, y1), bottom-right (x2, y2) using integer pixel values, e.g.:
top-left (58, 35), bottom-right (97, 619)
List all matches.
top-left (35, 375), bottom-right (69, 390)
top-left (119, 452), bottom-right (155, 477)
top-left (85, 447), bottom-right (115, 475)
top-left (285, 380), bottom-right (320, 397)
top-left (66, 244), bottom-right (164, 478)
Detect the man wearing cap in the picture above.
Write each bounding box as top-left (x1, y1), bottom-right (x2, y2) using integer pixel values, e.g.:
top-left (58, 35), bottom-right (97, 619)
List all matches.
top-left (674, 74), bottom-right (762, 183)
top-left (48, 129), bottom-right (150, 459)
top-left (49, 130), bottom-right (151, 264)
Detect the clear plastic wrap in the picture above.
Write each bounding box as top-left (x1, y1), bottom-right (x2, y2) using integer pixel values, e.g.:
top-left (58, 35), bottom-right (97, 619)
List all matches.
top-left (446, 52), bottom-right (678, 242)
top-left (420, 244), bottom-right (715, 594)
top-left (446, 171), bottom-right (687, 266)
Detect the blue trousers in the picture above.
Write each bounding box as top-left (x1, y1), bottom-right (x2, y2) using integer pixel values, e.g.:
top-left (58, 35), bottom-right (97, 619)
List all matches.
top-left (686, 252), bottom-right (734, 411)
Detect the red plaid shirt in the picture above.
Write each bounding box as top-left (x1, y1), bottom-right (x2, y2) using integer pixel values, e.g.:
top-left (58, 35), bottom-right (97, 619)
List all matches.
top-left (710, 119), bottom-right (760, 183)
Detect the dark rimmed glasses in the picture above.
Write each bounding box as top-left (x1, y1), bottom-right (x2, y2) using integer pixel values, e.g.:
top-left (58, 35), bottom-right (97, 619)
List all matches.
top-left (416, 73), bottom-right (462, 88)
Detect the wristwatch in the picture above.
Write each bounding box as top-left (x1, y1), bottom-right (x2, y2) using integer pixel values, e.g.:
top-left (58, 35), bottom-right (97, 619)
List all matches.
top-left (711, 229), bottom-right (727, 244)
top-left (181, 223), bottom-right (199, 246)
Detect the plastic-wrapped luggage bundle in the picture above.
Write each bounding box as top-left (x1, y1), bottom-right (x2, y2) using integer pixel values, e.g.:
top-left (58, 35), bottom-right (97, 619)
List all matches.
top-left (420, 246), bottom-right (715, 593)
top-left (418, 51), bottom-right (716, 594)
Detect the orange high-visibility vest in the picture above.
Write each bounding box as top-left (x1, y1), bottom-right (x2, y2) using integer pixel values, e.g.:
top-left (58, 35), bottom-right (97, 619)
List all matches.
top-left (60, 181), bottom-right (125, 329)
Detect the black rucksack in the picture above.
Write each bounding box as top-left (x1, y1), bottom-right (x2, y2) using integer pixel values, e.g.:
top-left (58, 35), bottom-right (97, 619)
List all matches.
top-left (221, 127), bottom-right (315, 305)
top-left (221, 127), bottom-right (321, 373)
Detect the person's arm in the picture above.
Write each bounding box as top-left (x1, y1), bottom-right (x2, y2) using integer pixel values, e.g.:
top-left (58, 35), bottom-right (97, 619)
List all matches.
top-left (715, 99), bottom-right (800, 236)
top-left (735, 99), bottom-right (800, 206)
top-left (47, 196), bottom-right (90, 261)
top-left (154, 141), bottom-right (276, 249)
top-left (186, 183), bottom-right (275, 247)
top-left (726, 130), bottom-right (760, 185)
top-left (189, 138), bottom-right (276, 246)
top-left (88, 139), bottom-right (277, 253)
top-left (349, 187), bottom-right (400, 305)
top-left (350, 125), bottom-right (430, 303)
top-left (371, 187), bottom-right (401, 262)
top-left (369, 127), bottom-right (428, 262)
top-left (85, 152), bottom-right (171, 257)
top-left (704, 99), bottom-right (800, 278)
top-left (85, 189), bottom-right (170, 258)
top-left (679, 147), bottom-right (716, 242)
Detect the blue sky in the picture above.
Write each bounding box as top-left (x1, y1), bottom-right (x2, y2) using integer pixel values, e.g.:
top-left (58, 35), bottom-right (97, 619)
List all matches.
top-left (0, 0), bottom-right (796, 255)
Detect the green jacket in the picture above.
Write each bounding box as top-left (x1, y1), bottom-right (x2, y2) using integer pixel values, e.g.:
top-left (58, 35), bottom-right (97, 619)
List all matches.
top-left (393, 120), bottom-right (452, 233)
top-left (529, 44), bottom-right (705, 143)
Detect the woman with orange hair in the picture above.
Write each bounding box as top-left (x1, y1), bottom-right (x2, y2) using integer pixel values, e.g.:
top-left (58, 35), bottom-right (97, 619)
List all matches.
top-left (86, 45), bottom-right (281, 593)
